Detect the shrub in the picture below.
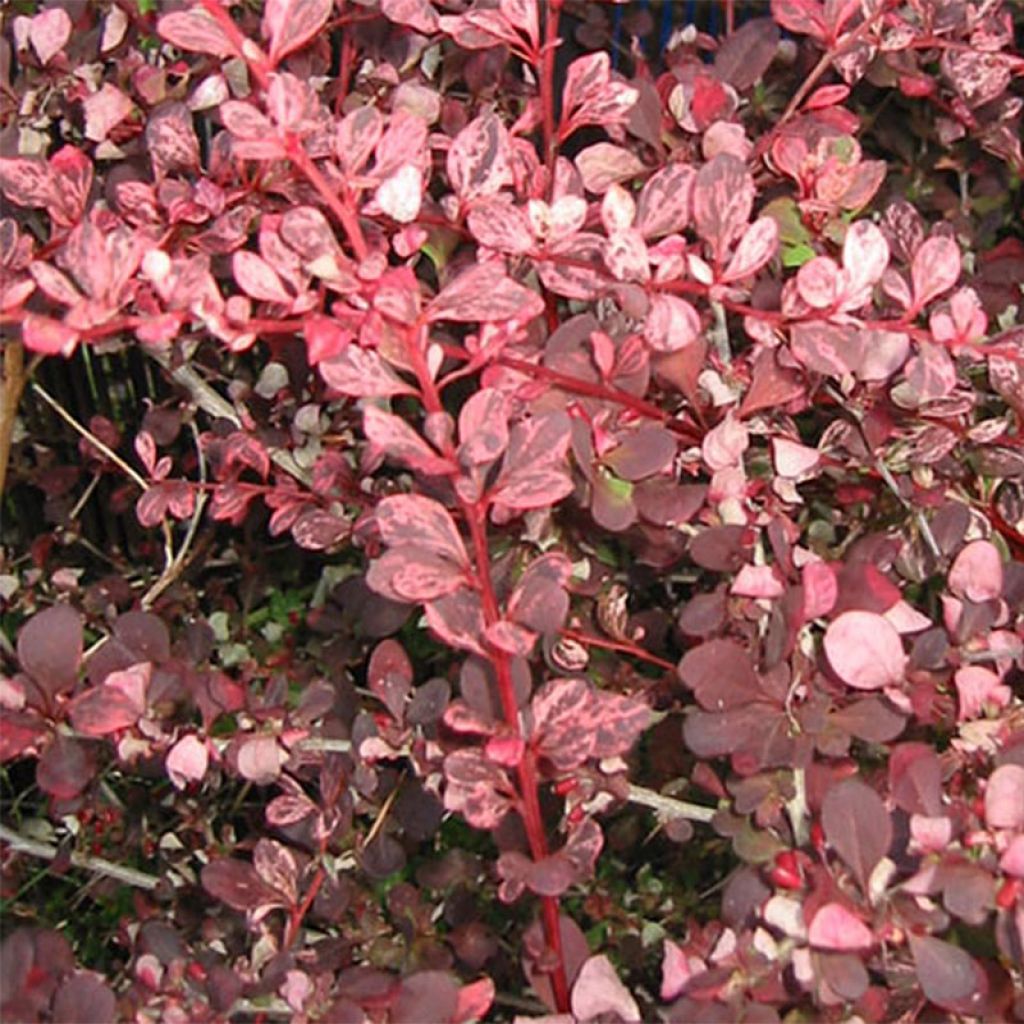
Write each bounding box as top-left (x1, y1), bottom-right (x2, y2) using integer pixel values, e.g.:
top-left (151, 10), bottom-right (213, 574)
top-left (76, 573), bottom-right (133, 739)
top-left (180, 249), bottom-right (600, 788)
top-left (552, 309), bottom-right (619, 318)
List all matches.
top-left (1, 0), bottom-right (1023, 1020)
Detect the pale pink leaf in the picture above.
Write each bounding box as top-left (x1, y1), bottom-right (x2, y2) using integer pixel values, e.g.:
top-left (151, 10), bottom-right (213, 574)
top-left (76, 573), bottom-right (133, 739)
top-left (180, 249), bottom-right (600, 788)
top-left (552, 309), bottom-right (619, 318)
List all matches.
top-left (166, 735), bottom-right (209, 790)
top-left (824, 610), bottom-right (906, 689)
top-left (954, 665), bottom-right (1010, 721)
top-left (842, 220), bottom-right (890, 296)
top-left (233, 251), bottom-right (292, 304)
top-left (575, 142), bottom-right (645, 194)
top-left (571, 955), bottom-right (640, 1024)
top-left (730, 565), bottom-right (784, 599)
top-left (644, 294), bottom-right (700, 352)
top-left (83, 84), bottom-right (134, 143)
top-left (985, 764), bottom-right (1024, 830)
top-left (797, 256), bottom-right (841, 309)
top-left (428, 263), bottom-right (543, 323)
top-left (467, 200), bottom-right (533, 255)
top-left (635, 164), bottom-right (695, 239)
top-left (720, 216), bottom-right (778, 283)
top-left (692, 153), bottom-right (754, 265)
top-left (947, 539), bottom-right (1002, 603)
top-left (911, 236), bottom-right (961, 310)
top-left (447, 112), bottom-right (512, 201)
top-left (458, 388), bottom-right (509, 466)
top-left (237, 735), bottom-right (286, 784)
top-left (808, 903), bottom-right (874, 951)
top-left (375, 163), bottom-right (423, 224)
top-left (262, 0), bottom-right (332, 65)
top-left (30, 8), bottom-right (71, 65)
top-left (999, 835), bottom-right (1024, 878)
top-left (157, 7), bottom-right (237, 58)
top-left (318, 345), bottom-right (416, 397)
top-left (802, 562), bottom-right (838, 620)
top-left (381, 0), bottom-right (440, 34)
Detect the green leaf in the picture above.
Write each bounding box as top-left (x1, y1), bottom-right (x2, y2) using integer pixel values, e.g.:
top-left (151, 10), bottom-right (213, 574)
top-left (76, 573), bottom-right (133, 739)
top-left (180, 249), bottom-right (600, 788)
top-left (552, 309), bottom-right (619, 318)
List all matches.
top-left (783, 242), bottom-right (816, 268)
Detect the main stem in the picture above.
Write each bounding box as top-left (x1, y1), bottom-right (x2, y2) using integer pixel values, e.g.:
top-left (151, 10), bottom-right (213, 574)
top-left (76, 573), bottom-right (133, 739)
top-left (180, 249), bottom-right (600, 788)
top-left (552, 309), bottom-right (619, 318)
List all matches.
top-left (401, 322), bottom-right (570, 1011)
top-left (540, 0), bottom-right (563, 198)
top-left (464, 504), bottom-right (570, 1013)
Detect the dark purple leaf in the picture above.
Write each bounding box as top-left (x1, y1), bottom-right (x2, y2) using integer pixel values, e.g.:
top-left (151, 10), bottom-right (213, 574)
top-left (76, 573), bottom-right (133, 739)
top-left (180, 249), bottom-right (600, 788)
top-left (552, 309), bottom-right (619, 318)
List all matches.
top-left (52, 973), bottom-right (116, 1024)
top-left (888, 742), bottom-right (943, 816)
top-left (909, 935), bottom-right (988, 1014)
top-left (368, 639), bottom-right (412, 721)
top-left (821, 779), bottom-right (892, 891)
top-left (678, 639), bottom-right (759, 711)
top-left (201, 858), bottom-right (289, 912)
top-left (602, 426), bottom-right (676, 481)
top-left (18, 605), bottom-right (82, 700)
top-left (714, 18), bottom-right (781, 91)
top-left (37, 736), bottom-right (96, 800)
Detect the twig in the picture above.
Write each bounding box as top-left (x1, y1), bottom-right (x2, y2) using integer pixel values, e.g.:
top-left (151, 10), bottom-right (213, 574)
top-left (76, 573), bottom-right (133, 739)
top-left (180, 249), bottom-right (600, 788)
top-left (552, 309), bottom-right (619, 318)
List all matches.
top-left (141, 421), bottom-right (209, 609)
top-left (0, 822), bottom-right (159, 890)
top-left (146, 350), bottom-right (312, 488)
top-left (626, 784), bottom-right (717, 824)
top-left (30, 381), bottom-right (149, 492)
top-left (0, 340), bottom-right (28, 496)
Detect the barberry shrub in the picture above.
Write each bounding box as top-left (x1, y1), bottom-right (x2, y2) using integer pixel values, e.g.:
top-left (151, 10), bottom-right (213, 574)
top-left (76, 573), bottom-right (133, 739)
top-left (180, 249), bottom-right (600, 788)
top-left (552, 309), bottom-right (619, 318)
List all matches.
top-left (1, 0), bottom-right (1023, 1020)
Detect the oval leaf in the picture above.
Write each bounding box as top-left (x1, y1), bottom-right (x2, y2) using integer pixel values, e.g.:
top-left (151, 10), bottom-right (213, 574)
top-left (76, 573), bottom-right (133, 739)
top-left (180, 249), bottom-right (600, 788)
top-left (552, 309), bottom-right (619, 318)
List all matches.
top-left (824, 610), bottom-right (906, 689)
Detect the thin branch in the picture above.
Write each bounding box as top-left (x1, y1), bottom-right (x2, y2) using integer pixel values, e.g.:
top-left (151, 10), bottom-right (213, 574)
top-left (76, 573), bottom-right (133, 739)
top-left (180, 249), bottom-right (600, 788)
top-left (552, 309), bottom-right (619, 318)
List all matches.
top-left (30, 382), bottom-right (148, 492)
top-left (0, 340), bottom-right (27, 496)
top-left (141, 421), bottom-right (209, 609)
top-left (0, 822), bottom-right (160, 890)
top-left (626, 784), bottom-right (717, 824)
top-left (146, 350), bottom-right (312, 488)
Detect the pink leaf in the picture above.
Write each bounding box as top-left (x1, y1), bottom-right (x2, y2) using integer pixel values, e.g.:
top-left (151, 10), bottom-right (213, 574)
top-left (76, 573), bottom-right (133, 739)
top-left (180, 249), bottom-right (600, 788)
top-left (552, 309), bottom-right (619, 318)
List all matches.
top-left (318, 345), bottom-right (416, 397)
top-left (730, 565), bottom-right (785, 599)
top-left (237, 735), bottom-right (286, 784)
top-left (364, 406), bottom-right (453, 475)
top-left (83, 84), bottom-right (134, 143)
top-left (911, 236), bottom-right (961, 311)
top-left (467, 199), bottom-right (533, 254)
top-left (367, 547), bottom-right (466, 603)
top-left (720, 216), bottom-right (778, 283)
top-left (453, 978), bottom-right (495, 1024)
top-left (262, 0), bottom-right (332, 65)
top-left (999, 835), bottom-right (1024, 878)
top-left (947, 539), bottom-right (1002, 603)
top-left (30, 8), bottom-right (71, 65)
top-left (562, 53), bottom-right (638, 134)
top-left (424, 589), bottom-right (487, 655)
top-left (443, 749), bottom-right (514, 828)
top-left (458, 389), bottom-right (509, 467)
top-left (802, 562), bottom-right (838, 619)
top-left (692, 153), bottom-right (754, 265)
top-left (157, 7), bottom-right (237, 58)
top-left (824, 610), bottom-right (906, 689)
top-left (635, 164), bottom-right (695, 239)
top-left (381, 0), bottom-right (440, 34)
top-left (232, 251), bottom-right (292, 304)
top-left (166, 735), bottom-right (209, 790)
top-left (808, 903), bottom-right (874, 951)
top-left (575, 142), bottom-right (645, 194)
top-left (447, 112), bottom-right (512, 201)
top-left (571, 955), bottom-right (640, 1024)
top-left (797, 256), bottom-right (842, 309)
top-left (954, 665), bottom-right (1011, 721)
top-left (985, 764), bottom-right (1024, 830)
top-left (644, 294), bottom-right (700, 352)
top-left (21, 313), bottom-right (79, 357)
top-left (661, 941), bottom-right (704, 1002)
top-left (376, 494), bottom-right (469, 567)
top-left (18, 606), bottom-right (82, 700)
top-left (429, 263), bottom-right (543, 323)
top-left (48, 147), bottom-right (92, 227)
top-left (202, 858), bottom-right (288, 913)
top-left (335, 105), bottom-right (383, 176)
top-left (0, 157), bottom-right (54, 211)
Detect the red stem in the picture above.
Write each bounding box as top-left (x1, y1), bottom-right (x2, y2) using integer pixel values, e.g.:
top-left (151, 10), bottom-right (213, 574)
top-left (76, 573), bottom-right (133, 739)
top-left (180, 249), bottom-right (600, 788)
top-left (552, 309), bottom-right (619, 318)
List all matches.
top-left (464, 504), bottom-right (570, 1012)
top-left (398, 319), bottom-right (570, 1012)
top-left (197, 0), bottom-right (271, 91)
top-left (283, 852), bottom-right (327, 949)
top-left (540, 0), bottom-right (563, 197)
top-left (282, 136), bottom-right (369, 263)
top-left (560, 627), bottom-right (677, 672)
top-left (496, 354), bottom-right (704, 443)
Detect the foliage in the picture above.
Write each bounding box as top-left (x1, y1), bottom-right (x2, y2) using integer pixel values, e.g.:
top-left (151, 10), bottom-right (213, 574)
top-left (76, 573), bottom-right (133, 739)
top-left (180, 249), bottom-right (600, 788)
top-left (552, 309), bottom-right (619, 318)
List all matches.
top-left (1, 0), bottom-right (1023, 1020)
